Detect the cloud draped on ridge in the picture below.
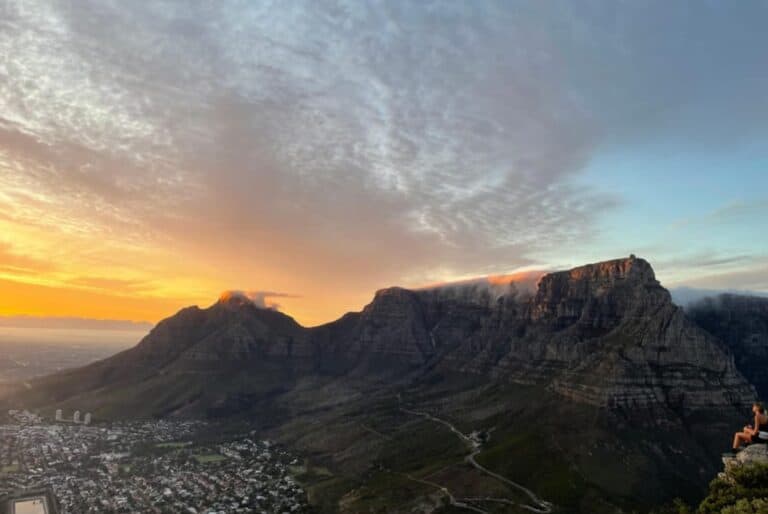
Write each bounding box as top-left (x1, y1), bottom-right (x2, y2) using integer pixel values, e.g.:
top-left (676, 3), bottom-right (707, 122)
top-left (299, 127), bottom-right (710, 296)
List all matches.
top-left (0, 1), bottom-right (766, 323)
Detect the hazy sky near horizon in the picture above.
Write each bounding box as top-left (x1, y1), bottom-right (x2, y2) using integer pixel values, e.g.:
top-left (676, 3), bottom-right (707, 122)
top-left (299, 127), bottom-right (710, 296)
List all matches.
top-left (0, 1), bottom-right (766, 326)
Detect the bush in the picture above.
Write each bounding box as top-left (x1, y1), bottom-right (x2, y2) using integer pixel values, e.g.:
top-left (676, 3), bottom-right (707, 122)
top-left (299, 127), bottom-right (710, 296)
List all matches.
top-left (697, 464), bottom-right (768, 514)
top-left (720, 498), bottom-right (768, 514)
top-left (650, 498), bottom-right (694, 514)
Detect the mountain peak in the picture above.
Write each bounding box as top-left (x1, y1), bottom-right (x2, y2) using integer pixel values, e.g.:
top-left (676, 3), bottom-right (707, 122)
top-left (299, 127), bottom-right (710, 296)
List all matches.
top-left (543, 255), bottom-right (657, 286)
top-left (217, 290), bottom-right (256, 308)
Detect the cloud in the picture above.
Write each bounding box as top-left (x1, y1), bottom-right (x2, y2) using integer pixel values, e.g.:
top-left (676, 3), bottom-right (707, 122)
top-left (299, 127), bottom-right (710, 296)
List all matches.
top-left (671, 287), bottom-right (768, 308)
top-left (418, 270), bottom-right (547, 306)
top-left (218, 290), bottom-right (299, 310)
top-left (0, 1), bottom-right (765, 323)
top-left (0, 242), bottom-right (55, 275)
top-left (66, 277), bottom-right (153, 295)
top-left (0, 2), bottom-right (610, 286)
top-left (659, 253), bottom-right (761, 271)
top-left (669, 264), bottom-right (768, 295)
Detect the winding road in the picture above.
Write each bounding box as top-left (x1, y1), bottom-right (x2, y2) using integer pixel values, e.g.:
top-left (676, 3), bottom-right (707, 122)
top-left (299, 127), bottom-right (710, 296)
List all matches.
top-left (400, 406), bottom-right (553, 513)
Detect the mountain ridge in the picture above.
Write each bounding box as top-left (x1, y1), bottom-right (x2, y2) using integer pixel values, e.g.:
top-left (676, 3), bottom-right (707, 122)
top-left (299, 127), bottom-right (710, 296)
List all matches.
top-left (5, 255), bottom-right (766, 512)
top-left (9, 255), bottom-right (757, 416)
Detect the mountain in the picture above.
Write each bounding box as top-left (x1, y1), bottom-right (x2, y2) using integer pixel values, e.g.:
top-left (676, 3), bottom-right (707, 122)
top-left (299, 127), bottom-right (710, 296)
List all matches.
top-left (5, 256), bottom-right (764, 512)
top-left (687, 293), bottom-right (768, 399)
top-left (11, 295), bottom-right (314, 417)
top-left (307, 257), bottom-right (755, 410)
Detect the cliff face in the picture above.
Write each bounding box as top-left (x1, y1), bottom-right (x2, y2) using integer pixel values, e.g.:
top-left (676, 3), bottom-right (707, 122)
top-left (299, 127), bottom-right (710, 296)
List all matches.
top-left (418, 257), bottom-right (754, 409)
top-left (16, 256), bottom-right (757, 416)
top-left (688, 294), bottom-right (768, 398)
top-left (307, 256), bottom-right (754, 410)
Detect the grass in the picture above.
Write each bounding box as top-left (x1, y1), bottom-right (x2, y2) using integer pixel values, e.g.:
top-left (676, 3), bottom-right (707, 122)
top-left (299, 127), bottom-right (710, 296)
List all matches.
top-left (306, 476), bottom-right (359, 513)
top-left (343, 470), bottom-right (434, 511)
top-left (155, 441), bottom-right (192, 449)
top-left (290, 462), bottom-right (333, 482)
top-left (474, 429), bottom-right (587, 508)
top-left (1, 462), bottom-right (19, 474)
top-left (193, 453), bottom-right (227, 464)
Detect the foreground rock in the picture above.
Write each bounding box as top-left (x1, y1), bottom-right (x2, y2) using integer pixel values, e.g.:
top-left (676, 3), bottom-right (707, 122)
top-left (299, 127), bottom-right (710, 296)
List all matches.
top-left (722, 443), bottom-right (768, 474)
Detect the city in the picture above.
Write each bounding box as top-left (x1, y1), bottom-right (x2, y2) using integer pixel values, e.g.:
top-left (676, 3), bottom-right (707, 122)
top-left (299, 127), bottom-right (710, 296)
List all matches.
top-left (0, 411), bottom-right (308, 513)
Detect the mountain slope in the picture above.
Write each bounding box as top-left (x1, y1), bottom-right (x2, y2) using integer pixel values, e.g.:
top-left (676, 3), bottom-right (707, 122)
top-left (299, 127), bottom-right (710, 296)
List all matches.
top-left (11, 256), bottom-right (756, 418)
top-left (14, 296), bottom-right (313, 417)
top-left (4, 256), bottom-right (763, 512)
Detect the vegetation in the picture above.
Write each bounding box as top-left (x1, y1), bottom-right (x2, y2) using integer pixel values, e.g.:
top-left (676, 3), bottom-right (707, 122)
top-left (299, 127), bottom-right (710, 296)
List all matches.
top-left (193, 453), bottom-right (227, 464)
top-left (652, 464), bottom-right (768, 514)
top-left (155, 441), bottom-right (192, 449)
top-left (1, 462), bottom-right (19, 474)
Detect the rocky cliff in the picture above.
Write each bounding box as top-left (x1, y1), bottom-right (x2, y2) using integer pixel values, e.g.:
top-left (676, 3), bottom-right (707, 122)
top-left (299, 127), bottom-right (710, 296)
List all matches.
top-left (321, 256), bottom-right (755, 410)
top-left (11, 256), bottom-right (757, 417)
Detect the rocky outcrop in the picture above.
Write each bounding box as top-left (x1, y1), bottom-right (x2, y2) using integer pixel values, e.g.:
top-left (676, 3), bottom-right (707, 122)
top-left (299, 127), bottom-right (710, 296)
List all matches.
top-left (688, 294), bottom-right (768, 398)
top-left (721, 444), bottom-right (768, 479)
top-left (539, 259), bottom-right (749, 407)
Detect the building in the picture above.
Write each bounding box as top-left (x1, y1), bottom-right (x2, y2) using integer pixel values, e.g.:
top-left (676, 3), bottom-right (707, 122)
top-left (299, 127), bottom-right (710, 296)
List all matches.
top-left (54, 410), bottom-right (63, 422)
top-left (83, 413), bottom-right (92, 425)
top-left (0, 488), bottom-right (60, 514)
top-left (73, 411), bottom-right (80, 424)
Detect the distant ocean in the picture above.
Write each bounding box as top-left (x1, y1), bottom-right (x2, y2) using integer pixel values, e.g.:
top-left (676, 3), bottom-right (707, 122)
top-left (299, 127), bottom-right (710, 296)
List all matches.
top-left (0, 326), bottom-right (146, 349)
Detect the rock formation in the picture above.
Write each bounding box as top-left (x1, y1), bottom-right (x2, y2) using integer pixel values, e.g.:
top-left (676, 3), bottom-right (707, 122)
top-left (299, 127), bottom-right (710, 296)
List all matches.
top-left (13, 256), bottom-right (758, 418)
top-left (722, 443), bottom-right (768, 472)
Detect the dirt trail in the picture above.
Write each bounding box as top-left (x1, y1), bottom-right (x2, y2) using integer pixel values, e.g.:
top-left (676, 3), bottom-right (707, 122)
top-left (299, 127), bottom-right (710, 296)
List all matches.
top-left (401, 406), bottom-right (553, 513)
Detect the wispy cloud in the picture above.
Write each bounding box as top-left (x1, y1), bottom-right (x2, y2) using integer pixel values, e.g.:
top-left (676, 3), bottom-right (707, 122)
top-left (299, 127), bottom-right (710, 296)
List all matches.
top-left (0, 1), bottom-right (766, 323)
top-left (0, 1), bottom-right (615, 323)
top-left (218, 290), bottom-right (300, 311)
top-left (0, 242), bottom-right (55, 275)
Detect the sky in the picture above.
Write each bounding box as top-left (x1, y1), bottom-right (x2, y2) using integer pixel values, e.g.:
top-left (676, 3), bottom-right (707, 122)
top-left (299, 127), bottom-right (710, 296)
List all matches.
top-left (0, 0), bottom-right (766, 328)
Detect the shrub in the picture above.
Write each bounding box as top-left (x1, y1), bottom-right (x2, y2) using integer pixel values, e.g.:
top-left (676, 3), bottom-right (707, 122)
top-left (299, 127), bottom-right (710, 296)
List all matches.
top-left (697, 464), bottom-right (768, 514)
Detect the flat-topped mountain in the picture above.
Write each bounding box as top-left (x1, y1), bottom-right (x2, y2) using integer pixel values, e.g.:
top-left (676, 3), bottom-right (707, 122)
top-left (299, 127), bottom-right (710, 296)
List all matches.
top-left (8, 255), bottom-right (768, 512)
top-left (11, 256), bottom-right (757, 417)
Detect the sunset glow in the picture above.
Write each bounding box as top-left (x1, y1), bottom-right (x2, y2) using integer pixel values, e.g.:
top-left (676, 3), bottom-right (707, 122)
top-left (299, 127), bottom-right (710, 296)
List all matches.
top-left (1, 1), bottom-right (766, 329)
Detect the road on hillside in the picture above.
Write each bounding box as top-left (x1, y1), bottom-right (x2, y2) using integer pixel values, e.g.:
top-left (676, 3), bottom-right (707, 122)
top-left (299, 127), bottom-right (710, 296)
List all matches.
top-left (401, 405), bottom-right (553, 514)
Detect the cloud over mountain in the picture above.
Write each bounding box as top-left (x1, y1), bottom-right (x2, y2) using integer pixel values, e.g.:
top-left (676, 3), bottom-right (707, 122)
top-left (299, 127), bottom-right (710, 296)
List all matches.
top-left (0, 1), bottom-right (766, 324)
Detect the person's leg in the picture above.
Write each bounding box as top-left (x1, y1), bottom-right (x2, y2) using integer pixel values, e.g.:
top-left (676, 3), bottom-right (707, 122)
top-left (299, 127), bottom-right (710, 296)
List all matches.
top-left (733, 431), bottom-right (751, 449)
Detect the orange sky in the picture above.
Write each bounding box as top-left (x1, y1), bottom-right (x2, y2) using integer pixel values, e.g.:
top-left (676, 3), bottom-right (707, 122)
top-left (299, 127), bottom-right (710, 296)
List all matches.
top-left (0, 159), bottom-right (542, 327)
top-left (2, 2), bottom-right (765, 330)
top-left (0, 210), bottom-right (402, 326)
top-left (0, 208), bottom-right (538, 327)
top-left (0, 228), bottom-right (370, 326)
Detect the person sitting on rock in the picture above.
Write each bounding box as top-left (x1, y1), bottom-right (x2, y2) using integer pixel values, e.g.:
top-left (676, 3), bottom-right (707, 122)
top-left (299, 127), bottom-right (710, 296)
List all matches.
top-left (732, 402), bottom-right (767, 451)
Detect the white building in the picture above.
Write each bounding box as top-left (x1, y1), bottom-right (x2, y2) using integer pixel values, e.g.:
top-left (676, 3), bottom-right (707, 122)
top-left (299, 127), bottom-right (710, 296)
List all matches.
top-left (55, 409), bottom-right (63, 421)
top-left (73, 410), bottom-right (81, 424)
top-left (84, 413), bottom-right (92, 425)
